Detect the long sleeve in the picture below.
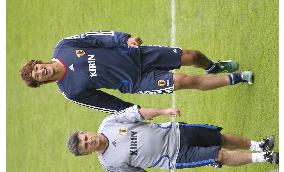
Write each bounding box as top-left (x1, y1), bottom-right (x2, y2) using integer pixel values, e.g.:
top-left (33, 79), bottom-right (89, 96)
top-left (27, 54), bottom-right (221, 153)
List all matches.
top-left (104, 165), bottom-right (146, 172)
top-left (64, 89), bottom-right (135, 114)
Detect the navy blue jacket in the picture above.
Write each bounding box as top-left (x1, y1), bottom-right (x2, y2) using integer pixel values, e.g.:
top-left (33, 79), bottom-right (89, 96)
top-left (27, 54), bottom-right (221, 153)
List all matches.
top-left (53, 31), bottom-right (141, 114)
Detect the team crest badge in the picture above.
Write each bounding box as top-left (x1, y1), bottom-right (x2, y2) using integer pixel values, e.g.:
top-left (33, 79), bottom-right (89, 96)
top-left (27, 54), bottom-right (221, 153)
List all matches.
top-left (157, 80), bottom-right (166, 87)
top-left (119, 127), bottom-right (128, 135)
top-left (76, 50), bottom-right (85, 57)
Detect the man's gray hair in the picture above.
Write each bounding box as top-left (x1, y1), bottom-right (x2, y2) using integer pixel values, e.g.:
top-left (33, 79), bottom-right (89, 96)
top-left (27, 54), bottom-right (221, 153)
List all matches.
top-left (66, 131), bottom-right (83, 156)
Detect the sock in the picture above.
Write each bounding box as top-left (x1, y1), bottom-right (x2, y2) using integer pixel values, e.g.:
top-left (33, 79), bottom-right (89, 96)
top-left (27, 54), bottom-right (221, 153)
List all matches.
top-left (205, 61), bottom-right (220, 73)
top-left (251, 152), bottom-right (266, 163)
top-left (250, 141), bottom-right (263, 152)
top-left (228, 73), bottom-right (242, 85)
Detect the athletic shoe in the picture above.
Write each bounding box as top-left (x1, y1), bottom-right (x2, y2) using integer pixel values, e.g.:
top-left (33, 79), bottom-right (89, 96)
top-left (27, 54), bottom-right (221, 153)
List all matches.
top-left (264, 151), bottom-right (279, 164)
top-left (216, 60), bottom-right (239, 73)
top-left (259, 135), bottom-right (275, 152)
top-left (241, 71), bottom-right (254, 84)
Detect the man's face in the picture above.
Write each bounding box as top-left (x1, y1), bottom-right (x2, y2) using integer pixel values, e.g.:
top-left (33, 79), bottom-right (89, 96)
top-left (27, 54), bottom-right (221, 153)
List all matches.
top-left (78, 132), bottom-right (101, 155)
top-left (31, 63), bottom-right (54, 82)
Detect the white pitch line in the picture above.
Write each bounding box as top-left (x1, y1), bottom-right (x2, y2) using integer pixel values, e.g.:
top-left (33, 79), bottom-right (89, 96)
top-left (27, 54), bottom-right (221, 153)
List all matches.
top-left (170, 0), bottom-right (176, 110)
top-left (170, 0), bottom-right (176, 171)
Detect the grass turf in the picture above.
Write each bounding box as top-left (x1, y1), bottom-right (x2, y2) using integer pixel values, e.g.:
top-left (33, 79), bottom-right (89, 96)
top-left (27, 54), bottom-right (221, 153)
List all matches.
top-left (7, 0), bottom-right (278, 171)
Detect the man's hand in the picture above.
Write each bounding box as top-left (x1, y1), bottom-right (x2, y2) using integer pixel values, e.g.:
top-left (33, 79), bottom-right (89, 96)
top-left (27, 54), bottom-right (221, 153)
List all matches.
top-left (139, 107), bottom-right (181, 119)
top-left (164, 108), bottom-right (181, 118)
top-left (127, 37), bottom-right (143, 48)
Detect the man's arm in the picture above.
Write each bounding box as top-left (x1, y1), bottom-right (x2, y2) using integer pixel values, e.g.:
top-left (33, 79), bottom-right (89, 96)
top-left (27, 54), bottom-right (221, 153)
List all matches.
top-left (139, 108), bottom-right (181, 120)
top-left (62, 31), bottom-right (142, 48)
top-left (111, 106), bottom-right (181, 123)
top-left (65, 90), bottom-right (135, 114)
top-left (104, 165), bottom-right (146, 172)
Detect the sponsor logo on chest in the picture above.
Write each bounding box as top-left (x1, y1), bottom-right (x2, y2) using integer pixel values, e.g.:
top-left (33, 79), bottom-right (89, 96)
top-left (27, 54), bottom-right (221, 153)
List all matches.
top-left (88, 55), bottom-right (97, 77)
top-left (130, 131), bottom-right (138, 156)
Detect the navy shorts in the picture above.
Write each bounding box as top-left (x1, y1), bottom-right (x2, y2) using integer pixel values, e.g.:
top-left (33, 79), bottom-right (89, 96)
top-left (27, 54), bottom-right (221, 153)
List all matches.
top-left (175, 123), bottom-right (223, 169)
top-left (137, 46), bottom-right (182, 94)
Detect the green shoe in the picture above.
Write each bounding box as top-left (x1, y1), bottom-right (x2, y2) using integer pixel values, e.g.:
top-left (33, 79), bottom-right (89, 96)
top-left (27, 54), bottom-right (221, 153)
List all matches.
top-left (217, 60), bottom-right (239, 73)
top-left (241, 71), bottom-right (254, 85)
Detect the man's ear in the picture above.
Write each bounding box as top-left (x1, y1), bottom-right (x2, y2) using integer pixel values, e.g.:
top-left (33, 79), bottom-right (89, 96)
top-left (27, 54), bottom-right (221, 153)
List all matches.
top-left (42, 80), bottom-right (53, 85)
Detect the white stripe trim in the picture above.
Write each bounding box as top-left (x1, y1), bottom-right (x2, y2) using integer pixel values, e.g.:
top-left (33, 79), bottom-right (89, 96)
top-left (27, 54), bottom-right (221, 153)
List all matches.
top-left (60, 91), bottom-right (119, 114)
top-left (147, 44), bottom-right (181, 49)
top-left (137, 86), bottom-right (174, 94)
top-left (230, 73), bottom-right (235, 85)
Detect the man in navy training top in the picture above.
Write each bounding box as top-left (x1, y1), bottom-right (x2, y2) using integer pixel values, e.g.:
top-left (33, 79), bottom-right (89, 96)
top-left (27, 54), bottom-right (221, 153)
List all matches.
top-left (66, 106), bottom-right (278, 171)
top-left (20, 31), bottom-right (254, 114)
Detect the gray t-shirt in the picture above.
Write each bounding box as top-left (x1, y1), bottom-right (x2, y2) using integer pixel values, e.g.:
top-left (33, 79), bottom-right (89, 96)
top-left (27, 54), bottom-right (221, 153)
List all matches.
top-left (98, 105), bottom-right (180, 172)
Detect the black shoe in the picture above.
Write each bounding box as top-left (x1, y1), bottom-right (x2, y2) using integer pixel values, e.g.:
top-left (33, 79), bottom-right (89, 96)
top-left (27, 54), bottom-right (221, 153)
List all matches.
top-left (259, 135), bottom-right (274, 152)
top-left (264, 151), bottom-right (279, 164)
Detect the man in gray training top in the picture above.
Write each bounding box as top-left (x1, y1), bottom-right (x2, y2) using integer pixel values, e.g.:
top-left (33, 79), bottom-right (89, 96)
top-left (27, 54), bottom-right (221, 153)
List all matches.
top-left (66, 106), bottom-right (278, 171)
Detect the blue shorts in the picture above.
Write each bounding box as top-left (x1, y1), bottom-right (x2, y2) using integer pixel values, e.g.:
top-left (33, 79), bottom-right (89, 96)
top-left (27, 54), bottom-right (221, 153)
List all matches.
top-left (137, 45), bottom-right (182, 94)
top-left (175, 123), bottom-right (223, 169)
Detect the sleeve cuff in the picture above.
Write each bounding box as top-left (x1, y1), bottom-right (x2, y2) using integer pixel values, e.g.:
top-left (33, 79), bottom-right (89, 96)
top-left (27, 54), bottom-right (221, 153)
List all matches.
top-left (135, 105), bottom-right (145, 120)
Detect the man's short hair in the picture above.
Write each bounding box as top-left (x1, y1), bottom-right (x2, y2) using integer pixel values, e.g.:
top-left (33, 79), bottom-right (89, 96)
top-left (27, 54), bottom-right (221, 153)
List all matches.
top-left (66, 131), bottom-right (83, 156)
top-left (20, 60), bottom-right (43, 88)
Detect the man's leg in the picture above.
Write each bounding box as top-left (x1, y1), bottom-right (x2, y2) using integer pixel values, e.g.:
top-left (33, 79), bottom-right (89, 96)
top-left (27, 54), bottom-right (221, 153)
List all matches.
top-left (180, 50), bottom-right (212, 68)
top-left (217, 150), bottom-right (279, 166)
top-left (217, 150), bottom-right (251, 166)
top-left (181, 49), bottom-right (239, 73)
top-left (173, 73), bottom-right (248, 91)
top-left (173, 71), bottom-right (254, 91)
top-left (222, 134), bottom-right (251, 150)
top-left (222, 134), bottom-right (275, 152)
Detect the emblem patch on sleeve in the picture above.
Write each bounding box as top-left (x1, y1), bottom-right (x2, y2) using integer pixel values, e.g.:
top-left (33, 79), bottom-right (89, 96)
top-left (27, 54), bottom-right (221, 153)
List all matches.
top-left (157, 80), bottom-right (166, 87)
top-left (76, 50), bottom-right (85, 57)
top-left (119, 127), bottom-right (128, 135)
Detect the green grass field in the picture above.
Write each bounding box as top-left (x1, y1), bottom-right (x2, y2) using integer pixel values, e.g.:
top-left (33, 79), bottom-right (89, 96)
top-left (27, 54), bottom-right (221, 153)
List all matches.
top-left (7, 0), bottom-right (278, 171)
